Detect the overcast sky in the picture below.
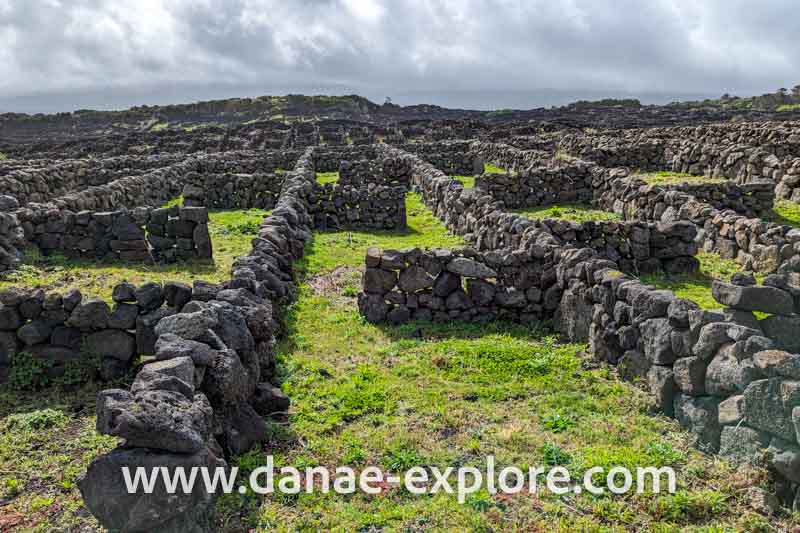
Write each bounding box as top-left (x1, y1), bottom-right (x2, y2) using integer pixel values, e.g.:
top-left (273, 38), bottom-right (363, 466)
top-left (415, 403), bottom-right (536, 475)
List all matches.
top-left (0, 0), bottom-right (798, 112)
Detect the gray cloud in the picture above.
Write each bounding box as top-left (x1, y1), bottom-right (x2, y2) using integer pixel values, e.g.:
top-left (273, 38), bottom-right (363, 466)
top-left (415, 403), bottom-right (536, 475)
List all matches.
top-left (0, 0), bottom-right (798, 111)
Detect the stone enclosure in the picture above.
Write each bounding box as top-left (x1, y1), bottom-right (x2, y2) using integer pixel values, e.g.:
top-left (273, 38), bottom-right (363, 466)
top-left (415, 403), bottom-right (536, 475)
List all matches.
top-left (2, 116), bottom-right (800, 529)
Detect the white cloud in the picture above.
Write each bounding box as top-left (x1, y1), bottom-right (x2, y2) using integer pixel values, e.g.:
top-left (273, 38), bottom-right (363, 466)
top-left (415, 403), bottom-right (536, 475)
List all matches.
top-left (0, 0), bottom-right (797, 108)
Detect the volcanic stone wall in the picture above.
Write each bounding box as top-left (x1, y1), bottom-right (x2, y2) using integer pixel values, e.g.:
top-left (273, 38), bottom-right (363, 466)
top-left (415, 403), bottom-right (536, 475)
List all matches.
top-left (776, 159), bottom-right (800, 202)
top-left (78, 148), bottom-right (317, 531)
top-left (593, 173), bottom-right (800, 273)
top-left (559, 124), bottom-right (800, 189)
top-left (401, 140), bottom-right (483, 175)
top-left (182, 171), bottom-right (286, 210)
top-left (474, 158), bottom-right (595, 208)
top-left (0, 149), bottom-right (300, 208)
top-left (377, 145), bottom-right (698, 272)
top-left (313, 145), bottom-right (377, 172)
top-left (0, 280), bottom-right (208, 384)
top-left (555, 247), bottom-right (800, 506)
top-left (358, 246), bottom-right (560, 325)
top-left (0, 196), bottom-right (24, 273)
top-left (469, 141), bottom-right (550, 174)
top-left (14, 206), bottom-right (212, 263)
top-left (310, 182), bottom-right (406, 230)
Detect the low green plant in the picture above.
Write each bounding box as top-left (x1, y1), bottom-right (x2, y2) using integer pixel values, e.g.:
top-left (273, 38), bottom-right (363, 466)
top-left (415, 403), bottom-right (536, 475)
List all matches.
top-left (6, 408), bottom-right (69, 431)
top-left (7, 352), bottom-right (53, 390)
top-left (57, 351), bottom-right (102, 387)
top-left (483, 162), bottom-right (507, 174)
top-left (2, 477), bottom-right (21, 496)
top-left (541, 442), bottom-right (572, 466)
top-left (540, 412), bottom-right (577, 433)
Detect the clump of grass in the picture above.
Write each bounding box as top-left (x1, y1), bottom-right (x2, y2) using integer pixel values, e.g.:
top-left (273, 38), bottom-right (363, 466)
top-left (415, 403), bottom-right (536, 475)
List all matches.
top-left (316, 171), bottom-right (339, 185)
top-left (483, 162), bottom-right (507, 174)
top-left (451, 175), bottom-right (475, 188)
top-left (0, 152), bottom-right (7, 160)
top-left (514, 203), bottom-right (622, 224)
top-left (767, 199), bottom-right (800, 228)
top-left (639, 171), bottom-right (726, 186)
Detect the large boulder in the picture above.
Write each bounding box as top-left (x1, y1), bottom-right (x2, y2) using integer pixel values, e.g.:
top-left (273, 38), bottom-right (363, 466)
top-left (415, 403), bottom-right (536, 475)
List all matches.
top-left (96, 388), bottom-right (213, 454)
top-left (673, 394), bottom-right (721, 452)
top-left (85, 330), bottom-right (137, 362)
top-left (743, 378), bottom-right (800, 442)
top-left (78, 446), bottom-right (222, 533)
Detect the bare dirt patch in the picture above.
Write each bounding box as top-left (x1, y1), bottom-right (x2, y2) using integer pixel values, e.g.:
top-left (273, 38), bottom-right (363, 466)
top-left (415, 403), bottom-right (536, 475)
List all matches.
top-left (306, 265), bottom-right (363, 303)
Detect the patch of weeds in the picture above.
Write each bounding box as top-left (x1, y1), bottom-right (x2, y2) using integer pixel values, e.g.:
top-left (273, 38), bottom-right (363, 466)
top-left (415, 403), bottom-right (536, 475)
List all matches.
top-left (541, 443), bottom-right (572, 466)
top-left (767, 199), bottom-right (800, 228)
top-left (316, 171), bottom-right (339, 185)
top-left (452, 175), bottom-right (475, 188)
top-left (382, 444), bottom-right (423, 471)
top-left (7, 352), bottom-right (53, 390)
top-left (57, 351), bottom-right (102, 387)
top-left (639, 171), bottom-right (726, 186)
top-left (641, 251), bottom-right (752, 309)
top-left (515, 203), bottom-right (621, 223)
top-left (5, 408), bottom-right (69, 431)
top-left (2, 477), bottom-right (22, 497)
top-left (645, 440), bottom-right (686, 466)
top-left (540, 412), bottom-right (577, 433)
top-left (483, 162), bottom-right (507, 174)
top-left (651, 490), bottom-right (729, 523)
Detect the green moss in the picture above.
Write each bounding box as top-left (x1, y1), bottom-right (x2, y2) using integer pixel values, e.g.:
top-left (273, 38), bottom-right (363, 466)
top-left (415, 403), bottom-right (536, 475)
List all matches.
top-left (514, 203), bottom-right (622, 223)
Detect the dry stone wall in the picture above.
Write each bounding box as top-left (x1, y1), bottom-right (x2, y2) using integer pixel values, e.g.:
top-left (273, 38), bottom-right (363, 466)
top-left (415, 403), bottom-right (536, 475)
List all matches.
top-left (555, 247), bottom-right (800, 508)
top-left (776, 159), bottom-right (800, 202)
top-left (77, 148), bottom-right (317, 532)
top-left (14, 206), bottom-right (212, 263)
top-left (0, 196), bottom-right (24, 273)
top-left (401, 140), bottom-right (483, 175)
top-left (592, 173), bottom-right (800, 273)
top-left (311, 182), bottom-right (406, 230)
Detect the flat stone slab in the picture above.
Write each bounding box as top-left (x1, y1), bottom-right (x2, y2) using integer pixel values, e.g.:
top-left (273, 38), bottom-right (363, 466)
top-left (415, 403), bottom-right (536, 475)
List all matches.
top-left (711, 281), bottom-right (794, 316)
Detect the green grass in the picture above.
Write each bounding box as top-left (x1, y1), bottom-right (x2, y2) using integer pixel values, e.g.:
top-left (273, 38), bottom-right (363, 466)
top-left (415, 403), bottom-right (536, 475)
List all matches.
top-left (483, 163), bottom-right (507, 175)
top-left (0, 152), bottom-right (7, 160)
top-left (316, 171), bottom-right (339, 185)
top-left (639, 172), bottom-right (726, 187)
top-left (210, 202), bottom-right (786, 531)
top-left (767, 199), bottom-right (800, 228)
top-left (515, 203), bottom-right (622, 224)
top-left (0, 383), bottom-right (116, 531)
top-left (0, 207), bottom-right (270, 301)
top-left (641, 251), bottom-right (753, 310)
top-left (297, 193), bottom-right (463, 274)
top-left (777, 103), bottom-right (800, 112)
top-left (451, 175), bottom-right (475, 188)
